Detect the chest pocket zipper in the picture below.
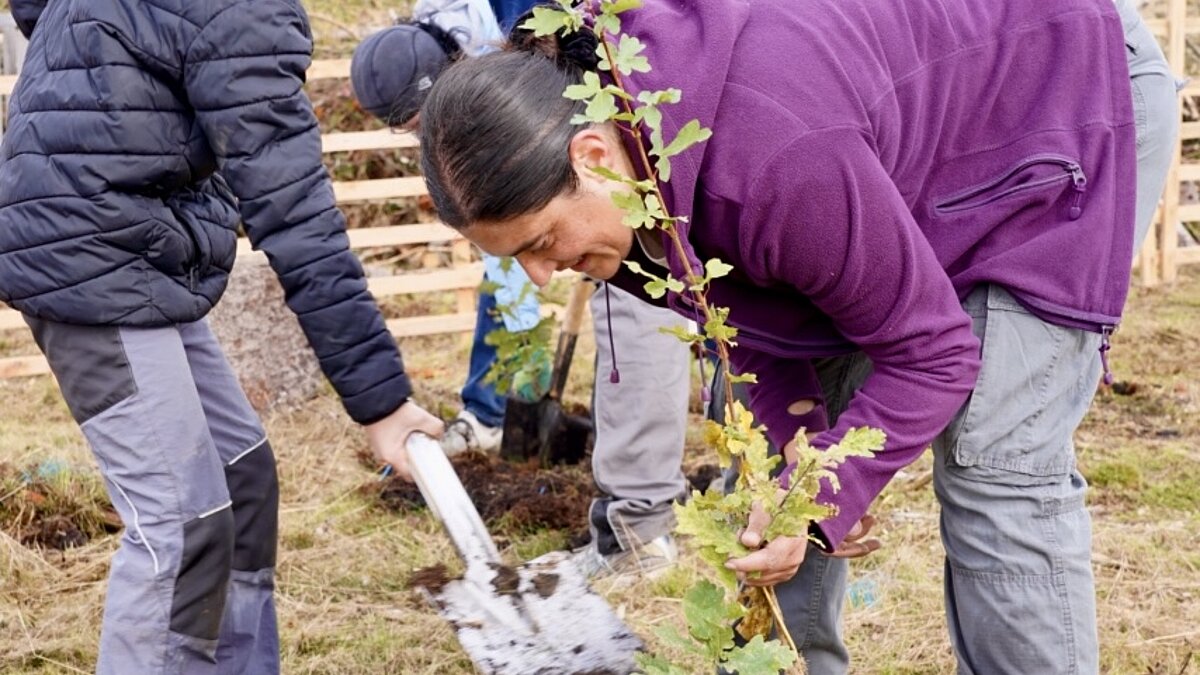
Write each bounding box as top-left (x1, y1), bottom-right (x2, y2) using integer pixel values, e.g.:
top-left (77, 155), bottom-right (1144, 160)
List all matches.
top-left (935, 155), bottom-right (1088, 220)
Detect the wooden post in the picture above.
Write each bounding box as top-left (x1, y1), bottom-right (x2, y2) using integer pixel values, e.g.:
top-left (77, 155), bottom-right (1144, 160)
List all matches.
top-left (452, 239), bottom-right (478, 316)
top-left (1160, 0), bottom-right (1187, 283)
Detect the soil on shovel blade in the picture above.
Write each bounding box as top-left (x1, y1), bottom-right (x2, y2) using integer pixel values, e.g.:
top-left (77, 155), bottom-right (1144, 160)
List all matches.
top-left (365, 451), bottom-right (598, 544)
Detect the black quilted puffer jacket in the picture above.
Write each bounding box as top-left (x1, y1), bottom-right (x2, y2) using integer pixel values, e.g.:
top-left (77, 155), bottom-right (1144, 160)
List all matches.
top-left (0, 0), bottom-right (412, 423)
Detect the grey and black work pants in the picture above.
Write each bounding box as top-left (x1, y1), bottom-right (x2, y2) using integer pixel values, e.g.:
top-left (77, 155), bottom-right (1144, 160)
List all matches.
top-left (27, 317), bottom-right (280, 674)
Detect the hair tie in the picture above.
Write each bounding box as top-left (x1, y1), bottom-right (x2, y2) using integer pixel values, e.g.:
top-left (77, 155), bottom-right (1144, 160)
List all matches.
top-left (557, 30), bottom-right (599, 71)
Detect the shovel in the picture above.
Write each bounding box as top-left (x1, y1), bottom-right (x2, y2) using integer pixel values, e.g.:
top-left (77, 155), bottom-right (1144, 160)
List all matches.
top-left (406, 432), bottom-right (643, 674)
top-left (501, 277), bottom-right (596, 466)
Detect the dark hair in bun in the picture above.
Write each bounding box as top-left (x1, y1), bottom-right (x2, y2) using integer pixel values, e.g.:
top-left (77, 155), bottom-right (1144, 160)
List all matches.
top-left (506, 6), bottom-right (601, 72)
top-left (418, 5), bottom-right (611, 230)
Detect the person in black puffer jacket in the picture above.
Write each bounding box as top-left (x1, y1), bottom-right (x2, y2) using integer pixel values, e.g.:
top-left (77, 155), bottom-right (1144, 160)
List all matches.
top-left (0, 1), bottom-right (444, 672)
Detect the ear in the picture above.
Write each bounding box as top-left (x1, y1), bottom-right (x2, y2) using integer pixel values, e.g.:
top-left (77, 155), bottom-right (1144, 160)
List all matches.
top-left (567, 124), bottom-right (630, 186)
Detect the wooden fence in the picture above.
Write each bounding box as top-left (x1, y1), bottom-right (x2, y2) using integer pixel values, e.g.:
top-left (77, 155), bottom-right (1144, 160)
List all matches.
top-left (1140, 3), bottom-right (1200, 285)
top-left (2, 4), bottom-right (1200, 378)
top-left (0, 58), bottom-right (494, 379)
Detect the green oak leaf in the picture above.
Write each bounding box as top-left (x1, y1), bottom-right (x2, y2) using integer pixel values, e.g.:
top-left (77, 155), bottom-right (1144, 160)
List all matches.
top-left (579, 90), bottom-right (619, 124)
top-left (603, 0), bottom-right (644, 13)
top-left (704, 315), bottom-right (738, 342)
top-left (634, 652), bottom-right (691, 675)
top-left (563, 71), bottom-right (602, 101)
top-left (637, 88), bottom-right (682, 106)
top-left (720, 635), bottom-right (797, 674)
top-left (655, 156), bottom-right (673, 183)
top-left (519, 6), bottom-right (576, 36)
top-left (645, 276), bottom-right (685, 299)
top-left (594, 12), bottom-right (621, 36)
top-left (611, 190), bottom-right (656, 229)
top-left (659, 324), bottom-right (705, 344)
top-left (705, 258), bottom-right (734, 280)
top-left (659, 119), bottom-right (714, 159)
top-left (682, 580), bottom-right (743, 660)
top-left (612, 34), bottom-right (651, 75)
top-left (652, 625), bottom-right (705, 659)
top-left (603, 84), bottom-right (634, 101)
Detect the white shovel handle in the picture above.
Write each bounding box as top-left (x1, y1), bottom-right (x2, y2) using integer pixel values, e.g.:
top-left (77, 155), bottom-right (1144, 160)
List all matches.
top-left (406, 433), bottom-right (503, 566)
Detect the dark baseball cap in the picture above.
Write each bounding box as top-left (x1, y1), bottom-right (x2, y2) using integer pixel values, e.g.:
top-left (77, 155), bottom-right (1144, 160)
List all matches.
top-left (350, 24), bottom-right (452, 125)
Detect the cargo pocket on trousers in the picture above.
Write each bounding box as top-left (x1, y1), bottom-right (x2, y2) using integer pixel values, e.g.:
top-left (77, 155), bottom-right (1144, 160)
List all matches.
top-left (946, 287), bottom-right (1095, 485)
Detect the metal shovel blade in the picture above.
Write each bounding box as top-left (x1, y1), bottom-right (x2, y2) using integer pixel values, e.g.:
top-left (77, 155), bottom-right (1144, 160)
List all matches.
top-left (407, 434), bottom-right (642, 674)
top-left (427, 551), bottom-right (643, 674)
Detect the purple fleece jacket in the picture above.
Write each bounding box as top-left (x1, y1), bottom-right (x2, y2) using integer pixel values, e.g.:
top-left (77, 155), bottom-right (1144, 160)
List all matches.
top-left (604, 0), bottom-right (1136, 547)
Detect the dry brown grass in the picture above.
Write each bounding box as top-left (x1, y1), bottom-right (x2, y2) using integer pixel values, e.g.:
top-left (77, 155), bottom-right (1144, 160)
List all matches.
top-left (2, 1), bottom-right (1198, 672)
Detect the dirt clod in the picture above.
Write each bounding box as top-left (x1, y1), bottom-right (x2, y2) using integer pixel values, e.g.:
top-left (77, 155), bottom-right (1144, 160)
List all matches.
top-left (407, 564), bottom-right (451, 593)
top-left (489, 563), bottom-right (520, 595)
top-left (531, 572), bottom-right (559, 599)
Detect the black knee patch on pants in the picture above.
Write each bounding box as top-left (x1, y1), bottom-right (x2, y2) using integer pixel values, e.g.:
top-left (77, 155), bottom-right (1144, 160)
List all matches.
top-left (225, 441), bottom-right (279, 572)
top-left (170, 507), bottom-right (234, 641)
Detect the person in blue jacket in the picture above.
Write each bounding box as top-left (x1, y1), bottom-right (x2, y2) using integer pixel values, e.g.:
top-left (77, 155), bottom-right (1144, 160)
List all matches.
top-left (0, 1), bottom-right (443, 672)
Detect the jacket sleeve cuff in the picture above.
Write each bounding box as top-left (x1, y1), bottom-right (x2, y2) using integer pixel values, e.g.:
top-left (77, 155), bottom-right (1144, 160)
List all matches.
top-left (339, 372), bottom-right (413, 425)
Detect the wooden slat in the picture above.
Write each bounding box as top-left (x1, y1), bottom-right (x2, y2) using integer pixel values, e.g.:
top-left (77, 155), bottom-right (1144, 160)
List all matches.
top-left (1177, 246), bottom-right (1200, 265)
top-left (321, 129), bottom-right (419, 153)
top-left (235, 223), bottom-right (461, 256)
top-left (1180, 122), bottom-right (1200, 141)
top-left (1178, 203), bottom-right (1200, 221)
top-left (0, 308), bottom-right (24, 331)
top-left (1144, 17), bottom-right (1200, 36)
top-left (366, 263), bottom-right (484, 296)
top-left (0, 311), bottom-right (484, 379)
top-left (332, 177), bottom-right (428, 203)
top-left (0, 59), bottom-right (352, 98)
top-left (1178, 164), bottom-right (1200, 182)
top-left (307, 59), bottom-right (351, 81)
top-left (0, 355), bottom-right (50, 378)
top-left (386, 312), bottom-right (476, 337)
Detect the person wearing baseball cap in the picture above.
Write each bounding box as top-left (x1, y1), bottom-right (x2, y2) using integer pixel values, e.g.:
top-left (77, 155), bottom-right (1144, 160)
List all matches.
top-left (350, 22), bottom-right (457, 127)
top-left (350, 1), bottom-right (694, 581)
top-left (352, 3), bottom-right (545, 458)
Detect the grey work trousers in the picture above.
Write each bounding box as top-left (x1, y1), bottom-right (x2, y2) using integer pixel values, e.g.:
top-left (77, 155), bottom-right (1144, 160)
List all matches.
top-left (758, 2), bottom-right (1178, 672)
top-left (27, 318), bottom-right (280, 675)
top-left (588, 283), bottom-right (691, 554)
